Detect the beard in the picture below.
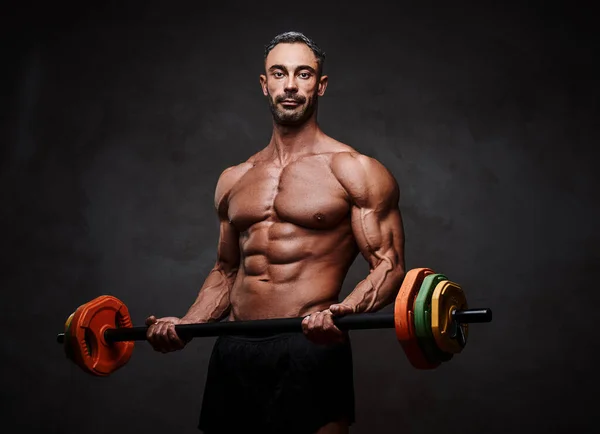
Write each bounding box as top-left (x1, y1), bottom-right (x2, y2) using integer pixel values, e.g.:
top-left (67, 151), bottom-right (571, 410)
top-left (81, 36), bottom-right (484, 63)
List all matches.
top-left (267, 90), bottom-right (319, 126)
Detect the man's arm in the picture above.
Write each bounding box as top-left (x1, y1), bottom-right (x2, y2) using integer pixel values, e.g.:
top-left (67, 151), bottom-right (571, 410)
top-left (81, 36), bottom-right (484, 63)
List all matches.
top-left (182, 165), bottom-right (245, 323)
top-left (181, 218), bottom-right (239, 323)
top-left (302, 152), bottom-right (405, 343)
top-left (146, 164), bottom-right (248, 352)
top-left (333, 152), bottom-right (406, 313)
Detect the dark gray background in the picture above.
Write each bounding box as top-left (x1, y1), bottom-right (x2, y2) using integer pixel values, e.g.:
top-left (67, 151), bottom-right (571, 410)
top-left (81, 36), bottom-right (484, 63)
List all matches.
top-left (2, 1), bottom-right (598, 433)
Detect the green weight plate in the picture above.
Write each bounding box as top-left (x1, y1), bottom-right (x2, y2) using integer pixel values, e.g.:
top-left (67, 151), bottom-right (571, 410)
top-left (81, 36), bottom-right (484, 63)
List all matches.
top-left (414, 274), bottom-right (453, 363)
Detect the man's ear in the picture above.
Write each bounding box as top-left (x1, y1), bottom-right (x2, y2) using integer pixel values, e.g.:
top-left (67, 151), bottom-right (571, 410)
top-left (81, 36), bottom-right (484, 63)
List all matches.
top-left (317, 75), bottom-right (328, 96)
top-left (259, 74), bottom-right (268, 96)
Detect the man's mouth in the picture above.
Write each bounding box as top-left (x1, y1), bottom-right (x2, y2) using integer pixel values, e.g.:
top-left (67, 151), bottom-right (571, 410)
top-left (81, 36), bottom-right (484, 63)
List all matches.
top-left (280, 100), bottom-right (301, 107)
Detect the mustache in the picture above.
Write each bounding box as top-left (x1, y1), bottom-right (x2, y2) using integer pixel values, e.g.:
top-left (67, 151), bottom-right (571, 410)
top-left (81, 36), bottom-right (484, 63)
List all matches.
top-left (275, 93), bottom-right (306, 104)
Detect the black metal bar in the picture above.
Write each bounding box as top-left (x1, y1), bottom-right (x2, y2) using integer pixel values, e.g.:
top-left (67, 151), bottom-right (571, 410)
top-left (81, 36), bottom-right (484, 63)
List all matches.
top-left (105, 313), bottom-right (396, 343)
top-left (56, 308), bottom-right (492, 344)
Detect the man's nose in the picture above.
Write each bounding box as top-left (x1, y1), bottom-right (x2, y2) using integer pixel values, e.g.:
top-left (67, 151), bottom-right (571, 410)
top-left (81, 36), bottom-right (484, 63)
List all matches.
top-left (284, 77), bottom-right (298, 92)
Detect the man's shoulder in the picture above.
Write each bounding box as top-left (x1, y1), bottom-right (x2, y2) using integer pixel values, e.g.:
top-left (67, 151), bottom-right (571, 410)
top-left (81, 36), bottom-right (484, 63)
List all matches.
top-left (328, 147), bottom-right (398, 202)
top-left (218, 160), bottom-right (254, 182)
top-left (329, 148), bottom-right (392, 181)
top-left (319, 137), bottom-right (380, 167)
top-left (214, 159), bottom-right (254, 209)
top-left (219, 147), bottom-right (270, 181)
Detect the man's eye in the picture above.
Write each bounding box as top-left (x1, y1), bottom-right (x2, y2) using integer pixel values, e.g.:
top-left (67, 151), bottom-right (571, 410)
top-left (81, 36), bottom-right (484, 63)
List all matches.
top-left (299, 73), bottom-right (310, 79)
top-left (274, 72), bottom-right (284, 78)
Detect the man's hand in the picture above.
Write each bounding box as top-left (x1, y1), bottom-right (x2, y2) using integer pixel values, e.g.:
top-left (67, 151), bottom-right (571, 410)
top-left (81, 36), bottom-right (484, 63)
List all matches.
top-left (301, 304), bottom-right (355, 345)
top-left (145, 315), bottom-right (192, 353)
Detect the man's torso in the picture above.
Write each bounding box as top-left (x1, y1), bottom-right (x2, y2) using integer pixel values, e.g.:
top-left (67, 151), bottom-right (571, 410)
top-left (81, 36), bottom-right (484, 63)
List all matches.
top-left (226, 142), bottom-right (360, 320)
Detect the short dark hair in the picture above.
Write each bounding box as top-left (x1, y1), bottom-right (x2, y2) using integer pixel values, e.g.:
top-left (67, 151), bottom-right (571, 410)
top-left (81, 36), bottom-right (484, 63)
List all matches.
top-left (264, 31), bottom-right (326, 75)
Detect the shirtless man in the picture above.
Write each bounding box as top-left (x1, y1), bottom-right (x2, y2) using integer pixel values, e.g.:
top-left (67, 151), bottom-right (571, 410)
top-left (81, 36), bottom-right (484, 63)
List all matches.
top-left (145, 31), bottom-right (406, 434)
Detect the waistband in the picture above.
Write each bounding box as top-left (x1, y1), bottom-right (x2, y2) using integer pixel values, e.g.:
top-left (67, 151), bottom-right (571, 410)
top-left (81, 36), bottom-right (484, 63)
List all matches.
top-left (218, 331), bottom-right (351, 343)
top-left (218, 332), bottom-right (301, 342)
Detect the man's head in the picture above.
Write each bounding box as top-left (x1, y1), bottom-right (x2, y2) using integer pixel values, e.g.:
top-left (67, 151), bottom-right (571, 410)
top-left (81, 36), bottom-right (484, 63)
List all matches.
top-left (260, 31), bottom-right (328, 127)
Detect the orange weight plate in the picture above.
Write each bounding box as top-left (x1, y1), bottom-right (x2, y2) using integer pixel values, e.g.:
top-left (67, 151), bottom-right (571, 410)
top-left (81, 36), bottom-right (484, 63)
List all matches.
top-left (66, 295), bottom-right (135, 376)
top-left (394, 268), bottom-right (439, 369)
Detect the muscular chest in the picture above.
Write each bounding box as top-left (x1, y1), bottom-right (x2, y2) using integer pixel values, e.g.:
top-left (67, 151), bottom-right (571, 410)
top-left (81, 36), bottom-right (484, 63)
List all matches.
top-left (228, 158), bottom-right (350, 231)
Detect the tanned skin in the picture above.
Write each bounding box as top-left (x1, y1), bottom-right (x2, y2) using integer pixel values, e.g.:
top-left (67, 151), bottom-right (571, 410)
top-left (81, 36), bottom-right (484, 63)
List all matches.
top-left (146, 42), bottom-right (406, 434)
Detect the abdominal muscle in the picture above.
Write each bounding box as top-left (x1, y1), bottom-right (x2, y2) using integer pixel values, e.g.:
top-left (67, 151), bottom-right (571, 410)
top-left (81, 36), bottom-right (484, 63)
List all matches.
top-left (227, 220), bottom-right (358, 321)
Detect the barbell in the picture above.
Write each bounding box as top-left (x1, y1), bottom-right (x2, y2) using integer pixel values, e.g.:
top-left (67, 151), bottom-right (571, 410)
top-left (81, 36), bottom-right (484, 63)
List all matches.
top-left (56, 267), bottom-right (492, 376)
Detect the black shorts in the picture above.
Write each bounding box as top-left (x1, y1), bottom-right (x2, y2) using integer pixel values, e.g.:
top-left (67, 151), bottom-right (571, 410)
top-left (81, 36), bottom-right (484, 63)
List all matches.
top-left (198, 332), bottom-right (355, 434)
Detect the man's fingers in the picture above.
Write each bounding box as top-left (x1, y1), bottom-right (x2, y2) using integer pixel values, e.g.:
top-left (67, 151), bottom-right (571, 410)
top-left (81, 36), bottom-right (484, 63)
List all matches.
top-left (302, 310), bottom-right (346, 345)
top-left (323, 312), bottom-right (339, 333)
top-left (313, 312), bottom-right (327, 331)
top-left (145, 318), bottom-right (188, 352)
top-left (301, 318), bottom-right (308, 333)
top-left (167, 324), bottom-right (185, 348)
top-left (302, 315), bottom-right (311, 334)
top-left (146, 321), bottom-right (159, 342)
top-left (303, 312), bottom-right (322, 340)
top-left (148, 322), bottom-right (166, 352)
top-left (157, 322), bottom-right (173, 350)
top-left (145, 316), bottom-right (157, 339)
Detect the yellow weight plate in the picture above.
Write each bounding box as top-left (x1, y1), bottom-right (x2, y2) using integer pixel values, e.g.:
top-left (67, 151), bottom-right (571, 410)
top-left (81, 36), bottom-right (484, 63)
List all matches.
top-left (431, 280), bottom-right (469, 353)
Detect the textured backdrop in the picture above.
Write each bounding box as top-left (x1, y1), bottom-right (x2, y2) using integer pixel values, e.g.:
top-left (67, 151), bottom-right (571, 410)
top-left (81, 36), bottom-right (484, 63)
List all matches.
top-left (2, 1), bottom-right (598, 433)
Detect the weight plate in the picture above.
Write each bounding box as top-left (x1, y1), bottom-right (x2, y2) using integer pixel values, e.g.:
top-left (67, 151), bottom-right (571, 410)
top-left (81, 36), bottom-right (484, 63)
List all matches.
top-left (431, 281), bottom-right (469, 353)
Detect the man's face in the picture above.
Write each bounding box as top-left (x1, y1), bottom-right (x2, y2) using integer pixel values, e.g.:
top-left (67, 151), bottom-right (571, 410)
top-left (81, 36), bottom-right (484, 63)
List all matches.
top-left (260, 43), bottom-right (328, 126)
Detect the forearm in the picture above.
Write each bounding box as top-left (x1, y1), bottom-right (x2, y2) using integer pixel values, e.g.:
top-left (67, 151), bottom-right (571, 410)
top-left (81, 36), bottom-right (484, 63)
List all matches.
top-left (341, 254), bottom-right (405, 313)
top-left (182, 265), bottom-right (237, 323)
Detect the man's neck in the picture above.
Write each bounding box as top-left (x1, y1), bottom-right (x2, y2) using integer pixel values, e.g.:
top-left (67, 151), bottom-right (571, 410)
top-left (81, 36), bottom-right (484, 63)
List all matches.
top-left (267, 118), bottom-right (323, 165)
